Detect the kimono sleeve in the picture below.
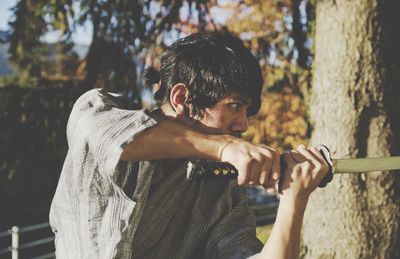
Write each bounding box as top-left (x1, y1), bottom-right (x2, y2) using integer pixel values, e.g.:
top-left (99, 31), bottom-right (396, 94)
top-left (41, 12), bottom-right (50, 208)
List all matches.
top-left (67, 89), bottom-right (164, 177)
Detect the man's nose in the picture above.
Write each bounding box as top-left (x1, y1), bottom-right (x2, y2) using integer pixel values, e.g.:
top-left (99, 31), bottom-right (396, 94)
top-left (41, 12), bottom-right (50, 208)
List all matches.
top-left (231, 113), bottom-right (249, 133)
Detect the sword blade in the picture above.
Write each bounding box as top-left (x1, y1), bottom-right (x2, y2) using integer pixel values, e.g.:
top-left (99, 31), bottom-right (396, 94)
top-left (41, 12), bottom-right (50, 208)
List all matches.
top-left (333, 156), bottom-right (400, 174)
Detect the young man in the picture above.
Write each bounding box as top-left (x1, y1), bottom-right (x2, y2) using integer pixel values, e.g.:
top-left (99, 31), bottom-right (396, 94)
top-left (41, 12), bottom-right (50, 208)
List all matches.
top-left (50, 32), bottom-right (328, 258)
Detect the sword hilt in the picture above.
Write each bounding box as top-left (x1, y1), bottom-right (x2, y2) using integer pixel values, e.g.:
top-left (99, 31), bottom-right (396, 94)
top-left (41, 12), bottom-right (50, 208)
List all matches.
top-left (186, 146), bottom-right (334, 191)
top-left (277, 145), bottom-right (333, 192)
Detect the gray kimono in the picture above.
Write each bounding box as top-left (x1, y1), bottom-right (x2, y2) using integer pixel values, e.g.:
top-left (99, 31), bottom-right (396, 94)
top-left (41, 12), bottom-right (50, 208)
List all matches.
top-left (49, 89), bottom-right (263, 258)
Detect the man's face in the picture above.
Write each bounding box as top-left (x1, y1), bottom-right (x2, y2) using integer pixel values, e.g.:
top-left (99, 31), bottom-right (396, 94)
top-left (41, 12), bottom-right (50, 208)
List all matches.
top-left (193, 93), bottom-right (252, 137)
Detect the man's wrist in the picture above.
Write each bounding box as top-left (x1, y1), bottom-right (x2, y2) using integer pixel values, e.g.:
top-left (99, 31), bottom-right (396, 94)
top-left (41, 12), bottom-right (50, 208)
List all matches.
top-left (190, 133), bottom-right (234, 161)
top-left (216, 135), bottom-right (237, 161)
top-left (279, 195), bottom-right (309, 213)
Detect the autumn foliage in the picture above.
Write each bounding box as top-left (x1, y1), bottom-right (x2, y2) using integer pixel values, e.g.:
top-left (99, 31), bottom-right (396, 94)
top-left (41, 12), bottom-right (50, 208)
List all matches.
top-left (244, 86), bottom-right (309, 150)
top-left (225, 0), bottom-right (313, 151)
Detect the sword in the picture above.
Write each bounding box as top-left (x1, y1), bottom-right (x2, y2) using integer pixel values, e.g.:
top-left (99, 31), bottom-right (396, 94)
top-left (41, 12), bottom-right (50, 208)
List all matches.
top-left (186, 146), bottom-right (400, 189)
top-left (330, 156), bottom-right (400, 173)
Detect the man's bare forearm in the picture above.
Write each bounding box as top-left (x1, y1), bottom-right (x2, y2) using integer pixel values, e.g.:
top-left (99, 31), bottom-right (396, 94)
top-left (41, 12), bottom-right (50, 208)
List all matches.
top-left (120, 118), bottom-right (231, 162)
top-left (258, 197), bottom-right (308, 259)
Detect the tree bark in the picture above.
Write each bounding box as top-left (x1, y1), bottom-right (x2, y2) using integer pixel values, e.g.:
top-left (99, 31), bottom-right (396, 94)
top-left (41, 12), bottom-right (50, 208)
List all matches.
top-left (302, 0), bottom-right (400, 258)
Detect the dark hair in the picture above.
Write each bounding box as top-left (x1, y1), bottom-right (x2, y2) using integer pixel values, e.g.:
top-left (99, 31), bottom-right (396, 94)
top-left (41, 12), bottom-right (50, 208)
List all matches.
top-left (142, 31), bottom-right (263, 117)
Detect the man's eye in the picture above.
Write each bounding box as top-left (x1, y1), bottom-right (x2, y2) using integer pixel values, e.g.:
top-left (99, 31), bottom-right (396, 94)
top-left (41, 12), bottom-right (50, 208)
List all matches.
top-left (229, 103), bottom-right (241, 111)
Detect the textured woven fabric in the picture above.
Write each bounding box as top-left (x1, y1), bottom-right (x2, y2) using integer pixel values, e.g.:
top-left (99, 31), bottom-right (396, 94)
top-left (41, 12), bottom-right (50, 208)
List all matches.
top-left (49, 89), bottom-right (263, 258)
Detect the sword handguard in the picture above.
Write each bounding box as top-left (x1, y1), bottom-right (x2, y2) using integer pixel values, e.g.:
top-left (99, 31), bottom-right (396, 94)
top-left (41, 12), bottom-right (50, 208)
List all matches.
top-left (317, 145), bottom-right (334, 188)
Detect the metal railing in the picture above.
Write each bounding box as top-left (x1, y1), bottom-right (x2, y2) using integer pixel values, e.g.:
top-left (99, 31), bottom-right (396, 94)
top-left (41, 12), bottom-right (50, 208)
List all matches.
top-left (0, 203), bottom-right (277, 258)
top-left (252, 203), bottom-right (278, 226)
top-left (0, 223), bottom-right (55, 259)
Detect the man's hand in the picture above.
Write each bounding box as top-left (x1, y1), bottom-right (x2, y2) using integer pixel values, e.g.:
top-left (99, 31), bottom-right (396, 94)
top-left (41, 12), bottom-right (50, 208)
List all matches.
top-left (258, 144), bottom-right (329, 259)
top-left (279, 144), bottom-right (330, 201)
top-left (219, 138), bottom-right (280, 189)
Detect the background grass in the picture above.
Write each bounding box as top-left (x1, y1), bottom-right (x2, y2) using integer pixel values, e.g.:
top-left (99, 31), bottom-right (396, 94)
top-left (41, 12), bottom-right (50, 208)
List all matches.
top-left (256, 224), bottom-right (273, 244)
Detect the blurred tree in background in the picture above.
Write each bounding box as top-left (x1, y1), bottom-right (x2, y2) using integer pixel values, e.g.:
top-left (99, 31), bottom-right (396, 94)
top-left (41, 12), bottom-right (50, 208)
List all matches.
top-left (303, 0), bottom-right (400, 257)
top-left (7, 0), bottom-right (77, 87)
top-left (6, 0), bottom-right (212, 91)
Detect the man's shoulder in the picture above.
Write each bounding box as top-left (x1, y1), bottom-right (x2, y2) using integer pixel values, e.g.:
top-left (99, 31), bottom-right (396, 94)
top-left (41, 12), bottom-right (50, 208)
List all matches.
top-left (67, 88), bottom-right (164, 135)
top-left (74, 88), bottom-right (126, 109)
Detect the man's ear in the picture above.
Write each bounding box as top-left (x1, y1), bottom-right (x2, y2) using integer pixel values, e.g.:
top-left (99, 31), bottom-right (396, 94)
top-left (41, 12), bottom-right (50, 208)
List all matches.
top-left (170, 83), bottom-right (189, 115)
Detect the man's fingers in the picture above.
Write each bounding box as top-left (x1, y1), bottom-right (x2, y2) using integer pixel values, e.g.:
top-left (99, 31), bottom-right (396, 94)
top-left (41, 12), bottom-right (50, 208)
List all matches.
top-left (309, 147), bottom-right (328, 166)
top-left (296, 145), bottom-right (319, 170)
top-left (289, 149), bottom-right (306, 163)
top-left (259, 157), bottom-right (270, 186)
top-left (265, 186), bottom-right (276, 194)
top-left (248, 160), bottom-right (261, 185)
top-left (263, 175), bottom-right (278, 192)
top-left (271, 149), bottom-right (280, 182)
top-left (235, 145), bottom-right (280, 187)
top-left (308, 147), bottom-right (329, 178)
top-left (284, 151), bottom-right (296, 164)
top-left (237, 160), bottom-right (251, 185)
top-left (255, 146), bottom-right (276, 186)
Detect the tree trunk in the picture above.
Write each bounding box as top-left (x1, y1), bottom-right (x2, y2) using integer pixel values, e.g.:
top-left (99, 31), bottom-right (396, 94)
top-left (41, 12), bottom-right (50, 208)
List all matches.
top-left (302, 0), bottom-right (400, 258)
